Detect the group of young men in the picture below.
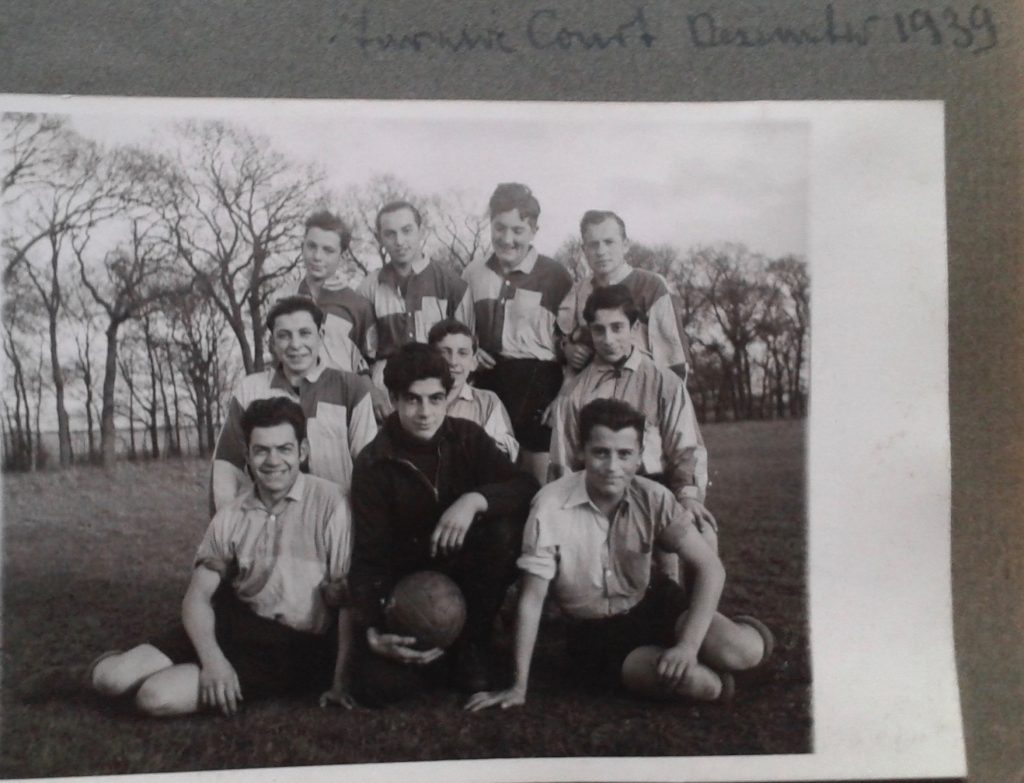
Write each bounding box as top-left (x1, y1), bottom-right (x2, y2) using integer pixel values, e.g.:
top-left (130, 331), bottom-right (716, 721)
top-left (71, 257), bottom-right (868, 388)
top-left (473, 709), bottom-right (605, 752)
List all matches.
top-left (88, 183), bottom-right (773, 717)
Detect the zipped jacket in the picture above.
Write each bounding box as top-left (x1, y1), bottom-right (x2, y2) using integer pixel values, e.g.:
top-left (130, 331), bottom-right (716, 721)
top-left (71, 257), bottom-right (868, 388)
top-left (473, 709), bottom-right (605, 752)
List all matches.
top-left (348, 414), bottom-right (539, 628)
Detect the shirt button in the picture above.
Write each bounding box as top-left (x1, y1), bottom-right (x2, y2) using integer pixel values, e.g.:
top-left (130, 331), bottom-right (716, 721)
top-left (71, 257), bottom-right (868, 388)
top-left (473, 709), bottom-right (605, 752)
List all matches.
top-left (269, 515), bottom-right (276, 523)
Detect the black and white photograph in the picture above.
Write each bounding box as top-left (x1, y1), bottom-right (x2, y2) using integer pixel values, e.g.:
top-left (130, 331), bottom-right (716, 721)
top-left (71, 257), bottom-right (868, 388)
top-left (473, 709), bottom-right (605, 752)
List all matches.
top-left (1, 97), bottom-right (960, 782)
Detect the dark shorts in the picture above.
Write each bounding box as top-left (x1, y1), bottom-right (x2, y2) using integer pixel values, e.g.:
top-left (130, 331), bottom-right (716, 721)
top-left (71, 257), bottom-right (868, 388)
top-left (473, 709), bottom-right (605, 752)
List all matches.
top-left (564, 577), bottom-right (691, 687)
top-left (150, 593), bottom-right (334, 701)
top-left (475, 358), bottom-right (563, 452)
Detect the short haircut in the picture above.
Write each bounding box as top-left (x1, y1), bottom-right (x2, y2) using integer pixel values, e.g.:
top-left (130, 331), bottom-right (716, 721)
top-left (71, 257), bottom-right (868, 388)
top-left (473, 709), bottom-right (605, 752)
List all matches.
top-left (383, 342), bottom-right (453, 396)
top-left (266, 295), bottom-right (325, 333)
top-left (427, 318), bottom-right (478, 351)
top-left (582, 284), bottom-right (640, 326)
top-left (579, 398), bottom-right (645, 447)
top-left (580, 209), bottom-right (627, 239)
top-left (240, 397), bottom-right (307, 446)
top-left (375, 200), bottom-right (423, 235)
top-left (304, 210), bottom-right (352, 251)
top-left (488, 183), bottom-right (540, 227)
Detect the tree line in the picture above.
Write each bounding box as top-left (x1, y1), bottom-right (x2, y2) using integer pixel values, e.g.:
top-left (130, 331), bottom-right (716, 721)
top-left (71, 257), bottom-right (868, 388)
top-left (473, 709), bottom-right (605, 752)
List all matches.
top-left (1, 113), bottom-right (807, 471)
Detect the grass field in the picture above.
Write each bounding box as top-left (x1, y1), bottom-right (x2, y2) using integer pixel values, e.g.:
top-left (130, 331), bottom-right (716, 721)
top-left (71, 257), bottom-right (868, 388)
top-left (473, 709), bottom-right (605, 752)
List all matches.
top-left (1, 419), bottom-right (810, 778)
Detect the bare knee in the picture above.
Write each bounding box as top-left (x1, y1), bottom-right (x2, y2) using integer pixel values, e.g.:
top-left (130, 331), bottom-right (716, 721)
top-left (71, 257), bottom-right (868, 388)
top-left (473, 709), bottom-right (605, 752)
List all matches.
top-left (135, 678), bottom-right (183, 717)
top-left (709, 628), bottom-right (764, 671)
top-left (91, 653), bottom-right (139, 697)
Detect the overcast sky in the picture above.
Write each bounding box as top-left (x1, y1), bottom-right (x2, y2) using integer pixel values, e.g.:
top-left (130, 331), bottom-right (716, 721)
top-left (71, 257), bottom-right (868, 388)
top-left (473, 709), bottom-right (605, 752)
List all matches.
top-left (68, 99), bottom-right (808, 259)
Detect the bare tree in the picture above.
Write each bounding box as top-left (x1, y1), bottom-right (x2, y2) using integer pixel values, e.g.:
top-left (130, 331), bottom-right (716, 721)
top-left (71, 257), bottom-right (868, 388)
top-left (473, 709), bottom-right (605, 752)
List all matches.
top-left (768, 255), bottom-right (809, 416)
top-left (341, 173), bottom-right (420, 272)
top-left (3, 125), bottom-right (123, 465)
top-left (425, 190), bottom-right (490, 273)
top-left (145, 122), bottom-right (321, 374)
top-left (74, 219), bottom-right (181, 465)
top-left (1, 113), bottom-right (72, 196)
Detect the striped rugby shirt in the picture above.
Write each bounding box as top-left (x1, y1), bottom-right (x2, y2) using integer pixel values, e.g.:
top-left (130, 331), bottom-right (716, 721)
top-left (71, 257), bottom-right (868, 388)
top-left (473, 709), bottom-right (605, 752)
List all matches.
top-left (213, 362), bottom-right (378, 492)
top-left (276, 275), bottom-right (376, 374)
top-left (356, 256), bottom-right (472, 361)
top-left (446, 383), bottom-right (520, 462)
top-left (557, 266), bottom-right (692, 378)
top-left (548, 347), bottom-right (708, 502)
top-left (463, 249), bottom-right (573, 362)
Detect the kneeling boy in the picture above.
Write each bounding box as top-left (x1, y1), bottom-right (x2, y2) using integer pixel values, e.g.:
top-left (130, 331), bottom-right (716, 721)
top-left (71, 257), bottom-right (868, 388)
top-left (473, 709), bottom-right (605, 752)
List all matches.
top-left (467, 398), bottom-right (772, 710)
top-left (89, 398), bottom-right (354, 716)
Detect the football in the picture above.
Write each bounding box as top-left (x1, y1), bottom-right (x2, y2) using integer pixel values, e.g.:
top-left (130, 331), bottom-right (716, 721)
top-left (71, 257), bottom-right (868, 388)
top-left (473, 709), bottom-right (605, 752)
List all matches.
top-left (384, 570), bottom-right (467, 651)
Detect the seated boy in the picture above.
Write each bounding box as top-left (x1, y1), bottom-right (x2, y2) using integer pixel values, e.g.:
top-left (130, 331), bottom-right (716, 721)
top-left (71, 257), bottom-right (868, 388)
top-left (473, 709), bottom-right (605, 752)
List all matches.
top-left (88, 398), bottom-right (355, 716)
top-left (466, 398), bottom-right (772, 710)
top-left (348, 343), bottom-right (539, 704)
top-left (427, 318), bottom-right (520, 462)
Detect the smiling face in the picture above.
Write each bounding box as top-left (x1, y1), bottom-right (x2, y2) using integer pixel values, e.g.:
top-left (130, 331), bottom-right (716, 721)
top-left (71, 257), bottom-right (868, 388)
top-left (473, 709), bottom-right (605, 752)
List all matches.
top-left (490, 208), bottom-right (537, 269)
top-left (582, 424), bottom-right (642, 508)
top-left (581, 218), bottom-right (629, 283)
top-left (434, 332), bottom-right (477, 394)
top-left (378, 207), bottom-right (424, 271)
top-left (302, 226), bottom-right (344, 283)
top-left (270, 310), bottom-right (322, 381)
top-left (246, 422), bottom-right (308, 501)
top-left (394, 377), bottom-right (448, 441)
top-left (588, 306), bottom-right (637, 365)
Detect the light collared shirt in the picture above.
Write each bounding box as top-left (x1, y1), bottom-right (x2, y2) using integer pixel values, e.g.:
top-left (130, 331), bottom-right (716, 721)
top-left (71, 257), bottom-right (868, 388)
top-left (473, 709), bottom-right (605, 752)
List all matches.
top-left (195, 473), bottom-right (352, 634)
top-left (213, 362), bottom-right (377, 492)
top-left (463, 248), bottom-right (573, 361)
top-left (356, 256), bottom-right (472, 362)
top-left (518, 472), bottom-right (695, 619)
top-left (548, 348), bottom-right (708, 502)
top-left (557, 266), bottom-right (692, 378)
top-left (446, 383), bottom-right (520, 462)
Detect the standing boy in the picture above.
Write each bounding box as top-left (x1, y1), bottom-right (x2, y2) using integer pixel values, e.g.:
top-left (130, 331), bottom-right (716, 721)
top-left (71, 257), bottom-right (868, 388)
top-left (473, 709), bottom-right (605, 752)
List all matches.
top-left (279, 210), bottom-right (377, 375)
top-left (428, 318), bottom-right (519, 462)
top-left (559, 210), bottom-right (692, 380)
top-left (466, 399), bottom-right (772, 711)
top-left (347, 344), bottom-right (538, 703)
top-left (462, 183), bottom-right (574, 483)
top-left (357, 200), bottom-right (473, 392)
top-left (89, 398), bottom-right (356, 716)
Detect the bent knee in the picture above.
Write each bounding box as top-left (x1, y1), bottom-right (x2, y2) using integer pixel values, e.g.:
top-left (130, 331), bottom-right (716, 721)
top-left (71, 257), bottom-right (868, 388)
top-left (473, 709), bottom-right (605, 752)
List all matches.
top-left (714, 637), bottom-right (764, 671)
top-left (135, 679), bottom-right (188, 717)
top-left (91, 654), bottom-right (136, 696)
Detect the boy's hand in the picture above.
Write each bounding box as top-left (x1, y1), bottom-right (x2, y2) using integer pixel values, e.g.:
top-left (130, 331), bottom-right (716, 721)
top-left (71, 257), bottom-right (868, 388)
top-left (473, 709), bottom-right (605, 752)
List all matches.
top-left (319, 684), bottom-right (357, 710)
top-left (680, 498), bottom-right (718, 535)
top-left (657, 643), bottom-right (700, 690)
top-left (464, 685), bottom-right (527, 712)
top-left (369, 385), bottom-right (392, 422)
top-left (431, 493), bottom-right (485, 557)
top-left (367, 627), bottom-right (444, 665)
top-left (564, 341), bottom-right (594, 371)
top-left (476, 348), bottom-right (497, 370)
top-left (199, 655), bottom-right (243, 716)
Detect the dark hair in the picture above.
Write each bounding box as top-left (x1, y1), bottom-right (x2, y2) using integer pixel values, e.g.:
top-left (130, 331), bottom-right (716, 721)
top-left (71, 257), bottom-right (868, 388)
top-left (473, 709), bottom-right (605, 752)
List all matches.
top-left (266, 296), bottom-right (324, 333)
top-left (375, 200), bottom-right (423, 235)
top-left (240, 397), bottom-right (307, 446)
top-left (579, 210), bottom-right (627, 239)
top-left (488, 183), bottom-right (540, 227)
top-left (427, 318), bottom-right (478, 351)
top-left (304, 210), bottom-right (352, 252)
top-left (582, 284), bottom-right (640, 326)
top-left (579, 398), bottom-right (645, 447)
top-left (383, 343), bottom-right (453, 396)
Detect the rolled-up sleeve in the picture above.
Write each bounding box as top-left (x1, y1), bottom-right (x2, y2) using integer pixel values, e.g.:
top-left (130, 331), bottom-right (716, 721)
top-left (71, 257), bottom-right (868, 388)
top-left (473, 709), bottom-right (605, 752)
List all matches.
top-left (516, 508), bottom-right (558, 581)
top-left (320, 497), bottom-right (353, 608)
top-left (193, 512), bottom-right (233, 577)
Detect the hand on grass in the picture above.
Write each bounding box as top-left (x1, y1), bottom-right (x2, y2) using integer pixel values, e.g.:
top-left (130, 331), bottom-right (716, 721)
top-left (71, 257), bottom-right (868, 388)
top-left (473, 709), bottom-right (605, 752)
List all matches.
top-left (319, 684), bottom-right (357, 709)
top-left (199, 656), bottom-right (243, 716)
top-left (657, 643), bottom-right (700, 690)
top-left (366, 627), bottom-right (444, 666)
top-left (464, 686), bottom-right (526, 712)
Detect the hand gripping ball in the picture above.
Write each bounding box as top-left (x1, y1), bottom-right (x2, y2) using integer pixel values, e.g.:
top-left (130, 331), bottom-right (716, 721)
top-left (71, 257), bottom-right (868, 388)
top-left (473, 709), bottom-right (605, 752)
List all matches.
top-left (384, 571), bottom-right (467, 651)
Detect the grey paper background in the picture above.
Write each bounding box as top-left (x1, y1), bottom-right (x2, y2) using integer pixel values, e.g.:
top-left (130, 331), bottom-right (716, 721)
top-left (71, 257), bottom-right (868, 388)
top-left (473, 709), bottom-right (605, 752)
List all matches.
top-left (1, 1), bottom-right (1021, 781)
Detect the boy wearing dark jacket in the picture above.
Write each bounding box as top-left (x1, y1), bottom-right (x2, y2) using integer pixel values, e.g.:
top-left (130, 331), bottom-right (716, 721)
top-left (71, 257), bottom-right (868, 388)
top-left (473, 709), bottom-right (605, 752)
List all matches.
top-left (348, 343), bottom-right (539, 704)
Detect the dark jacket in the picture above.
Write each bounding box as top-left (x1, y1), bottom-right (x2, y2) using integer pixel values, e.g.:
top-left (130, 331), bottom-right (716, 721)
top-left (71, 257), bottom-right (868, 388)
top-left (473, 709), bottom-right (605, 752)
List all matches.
top-left (348, 414), bottom-right (539, 627)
